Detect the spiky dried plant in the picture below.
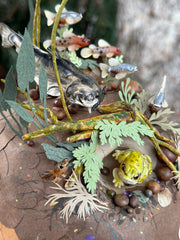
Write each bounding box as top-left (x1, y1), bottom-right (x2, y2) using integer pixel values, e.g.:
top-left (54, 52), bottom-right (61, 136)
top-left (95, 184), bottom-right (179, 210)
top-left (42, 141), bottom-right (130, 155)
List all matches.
top-left (45, 172), bottom-right (108, 223)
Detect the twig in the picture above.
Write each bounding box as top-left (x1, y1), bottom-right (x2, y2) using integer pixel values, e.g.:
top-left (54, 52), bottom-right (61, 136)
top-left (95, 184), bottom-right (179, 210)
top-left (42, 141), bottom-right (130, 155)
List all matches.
top-left (51, 0), bottom-right (72, 122)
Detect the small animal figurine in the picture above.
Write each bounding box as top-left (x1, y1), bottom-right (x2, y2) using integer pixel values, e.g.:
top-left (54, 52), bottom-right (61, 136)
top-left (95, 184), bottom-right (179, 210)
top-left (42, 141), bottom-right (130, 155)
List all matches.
top-left (112, 149), bottom-right (152, 188)
top-left (80, 39), bottom-right (121, 59)
top-left (41, 158), bottom-right (69, 183)
top-left (43, 30), bottom-right (90, 52)
top-left (44, 5), bottom-right (82, 28)
top-left (99, 58), bottom-right (138, 79)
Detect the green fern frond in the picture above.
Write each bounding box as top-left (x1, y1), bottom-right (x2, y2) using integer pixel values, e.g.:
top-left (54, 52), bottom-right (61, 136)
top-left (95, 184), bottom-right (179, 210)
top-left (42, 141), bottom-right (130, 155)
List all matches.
top-left (118, 78), bottom-right (137, 105)
top-left (72, 132), bottom-right (103, 194)
top-left (95, 120), bottom-right (154, 148)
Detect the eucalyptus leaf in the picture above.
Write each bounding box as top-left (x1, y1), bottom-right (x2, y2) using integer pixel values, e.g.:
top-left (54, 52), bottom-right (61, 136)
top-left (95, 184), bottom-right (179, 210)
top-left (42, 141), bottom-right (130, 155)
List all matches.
top-left (27, 0), bottom-right (34, 37)
top-left (42, 143), bottom-right (74, 162)
top-left (0, 89), bottom-right (9, 111)
top-left (39, 64), bottom-right (47, 102)
top-left (16, 28), bottom-right (35, 91)
top-left (3, 66), bottom-right (17, 101)
top-left (6, 100), bottom-right (34, 123)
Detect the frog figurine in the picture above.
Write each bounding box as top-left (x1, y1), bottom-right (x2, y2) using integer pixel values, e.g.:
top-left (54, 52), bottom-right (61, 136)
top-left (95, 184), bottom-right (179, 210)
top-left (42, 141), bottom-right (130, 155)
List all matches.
top-left (112, 149), bottom-right (152, 188)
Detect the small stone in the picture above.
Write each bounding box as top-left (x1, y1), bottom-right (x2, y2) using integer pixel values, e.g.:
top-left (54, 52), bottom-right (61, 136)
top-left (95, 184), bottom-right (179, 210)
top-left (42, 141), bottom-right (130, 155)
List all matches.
top-left (129, 195), bottom-right (139, 208)
top-left (126, 207), bottom-right (133, 214)
top-left (144, 189), bottom-right (153, 198)
top-left (100, 166), bottom-right (110, 176)
top-left (106, 189), bottom-right (116, 199)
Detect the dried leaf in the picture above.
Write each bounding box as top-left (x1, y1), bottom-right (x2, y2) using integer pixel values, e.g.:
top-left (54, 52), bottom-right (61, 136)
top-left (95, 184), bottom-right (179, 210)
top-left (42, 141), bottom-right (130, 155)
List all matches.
top-left (135, 89), bottom-right (152, 114)
top-left (45, 172), bottom-right (108, 223)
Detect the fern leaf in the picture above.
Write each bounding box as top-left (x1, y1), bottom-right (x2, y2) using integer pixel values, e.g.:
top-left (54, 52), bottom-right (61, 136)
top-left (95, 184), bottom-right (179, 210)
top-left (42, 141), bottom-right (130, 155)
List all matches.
top-left (72, 132), bottom-right (102, 194)
top-left (95, 120), bottom-right (154, 148)
top-left (135, 90), bottom-right (152, 114)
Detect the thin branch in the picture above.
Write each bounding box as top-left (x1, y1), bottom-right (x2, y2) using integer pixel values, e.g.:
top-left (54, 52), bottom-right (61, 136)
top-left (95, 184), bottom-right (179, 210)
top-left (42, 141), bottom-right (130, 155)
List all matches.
top-left (51, 0), bottom-right (72, 122)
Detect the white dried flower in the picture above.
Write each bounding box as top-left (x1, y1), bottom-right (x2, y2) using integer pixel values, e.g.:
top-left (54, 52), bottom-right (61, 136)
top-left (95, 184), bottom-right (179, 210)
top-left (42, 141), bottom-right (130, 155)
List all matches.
top-left (45, 172), bottom-right (108, 223)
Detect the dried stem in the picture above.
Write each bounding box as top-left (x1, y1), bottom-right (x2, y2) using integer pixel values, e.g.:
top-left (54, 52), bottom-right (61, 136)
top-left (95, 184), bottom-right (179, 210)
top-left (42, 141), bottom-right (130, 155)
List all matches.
top-left (33, 0), bottom-right (41, 47)
top-left (51, 0), bottom-right (72, 122)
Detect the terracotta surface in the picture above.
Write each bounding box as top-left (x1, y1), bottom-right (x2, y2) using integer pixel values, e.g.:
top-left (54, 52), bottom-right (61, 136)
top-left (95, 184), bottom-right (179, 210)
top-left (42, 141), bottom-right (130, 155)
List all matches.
top-left (0, 91), bottom-right (179, 240)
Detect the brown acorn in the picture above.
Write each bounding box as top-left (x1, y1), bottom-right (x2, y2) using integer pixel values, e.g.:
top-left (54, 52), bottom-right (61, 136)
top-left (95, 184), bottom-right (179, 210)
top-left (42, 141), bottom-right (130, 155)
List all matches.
top-left (129, 195), bottom-right (139, 208)
top-left (146, 180), bottom-right (161, 194)
top-left (68, 104), bottom-right (79, 114)
top-left (159, 146), bottom-right (178, 163)
top-left (113, 194), bottom-right (129, 207)
top-left (30, 89), bottom-right (39, 100)
top-left (52, 107), bottom-right (66, 120)
top-left (53, 97), bottom-right (63, 108)
top-left (157, 166), bottom-right (173, 181)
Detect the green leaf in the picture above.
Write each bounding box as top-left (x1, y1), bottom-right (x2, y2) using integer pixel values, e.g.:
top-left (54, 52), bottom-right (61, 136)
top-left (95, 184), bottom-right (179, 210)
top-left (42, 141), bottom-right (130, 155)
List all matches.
top-left (3, 66), bottom-right (17, 102)
top-left (16, 28), bottom-right (35, 91)
top-left (39, 64), bottom-right (47, 102)
top-left (72, 132), bottom-right (102, 194)
top-left (118, 78), bottom-right (137, 105)
top-left (95, 120), bottom-right (154, 148)
top-left (6, 100), bottom-right (34, 123)
top-left (27, 0), bottom-right (34, 37)
top-left (42, 143), bottom-right (73, 162)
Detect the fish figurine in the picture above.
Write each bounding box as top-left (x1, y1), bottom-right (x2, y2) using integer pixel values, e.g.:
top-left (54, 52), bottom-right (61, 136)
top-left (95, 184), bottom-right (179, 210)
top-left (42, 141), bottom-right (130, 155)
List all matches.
top-left (112, 149), bottom-right (152, 188)
top-left (0, 23), bottom-right (105, 113)
top-left (44, 5), bottom-right (82, 28)
top-left (41, 158), bottom-right (69, 183)
top-left (152, 75), bottom-right (168, 110)
top-left (80, 39), bottom-right (121, 59)
top-left (43, 30), bottom-right (90, 52)
top-left (99, 58), bottom-right (138, 79)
